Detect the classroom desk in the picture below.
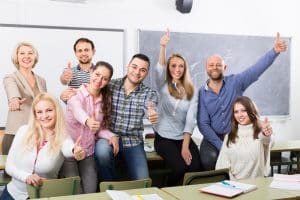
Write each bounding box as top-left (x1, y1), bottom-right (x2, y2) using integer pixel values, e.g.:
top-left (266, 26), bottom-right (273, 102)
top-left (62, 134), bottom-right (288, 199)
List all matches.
top-left (162, 177), bottom-right (300, 200)
top-left (271, 140), bottom-right (300, 173)
top-left (47, 187), bottom-right (178, 200)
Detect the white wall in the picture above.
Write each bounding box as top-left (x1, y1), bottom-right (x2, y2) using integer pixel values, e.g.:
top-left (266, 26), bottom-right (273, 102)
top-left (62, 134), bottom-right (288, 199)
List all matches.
top-left (1, 0), bottom-right (299, 141)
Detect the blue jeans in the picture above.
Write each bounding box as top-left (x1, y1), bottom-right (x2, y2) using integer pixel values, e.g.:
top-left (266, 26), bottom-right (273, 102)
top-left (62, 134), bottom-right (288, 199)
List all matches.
top-left (95, 138), bottom-right (149, 181)
top-left (0, 186), bottom-right (14, 200)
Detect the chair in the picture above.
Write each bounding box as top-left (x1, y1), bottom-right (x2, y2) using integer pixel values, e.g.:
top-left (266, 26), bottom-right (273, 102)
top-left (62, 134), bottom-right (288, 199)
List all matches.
top-left (27, 176), bottom-right (80, 198)
top-left (270, 152), bottom-right (296, 175)
top-left (183, 168), bottom-right (230, 185)
top-left (99, 178), bottom-right (152, 192)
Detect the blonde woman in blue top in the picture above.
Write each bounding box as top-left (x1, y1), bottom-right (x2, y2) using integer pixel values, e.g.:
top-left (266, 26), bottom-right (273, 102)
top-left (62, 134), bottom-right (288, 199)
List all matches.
top-left (153, 30), bottom-right (201, 186)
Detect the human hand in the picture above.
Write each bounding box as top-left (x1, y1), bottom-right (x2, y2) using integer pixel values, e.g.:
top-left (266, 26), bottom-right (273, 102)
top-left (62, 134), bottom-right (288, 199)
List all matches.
top-left (109, 136), bottom-right (119, 156)
top-left (160, 29), bottom-right (170, 47)
top-left (262, 117), bottom-right (272, 136)
top-left (181, 146), bottom-right (192, 166)
top-left (60, 87), bottom-right (77, 102)
top-left (62, 62), bottom-right (73, 83)
top-left (148, 101), bottom-right (159, 124)
top-left (86, 112), bottom-right (100, 133)
top-left (73, 136), bottom-right (86, 161)
top-left (26, 174), bottom-right (46, 187)
top-left (274, 32), bottom-right (287, 53)
top-left (8, 97), bottom-right (26, 111)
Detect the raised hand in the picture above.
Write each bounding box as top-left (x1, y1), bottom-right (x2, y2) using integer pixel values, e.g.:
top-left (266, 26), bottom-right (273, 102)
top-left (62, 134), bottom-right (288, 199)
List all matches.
top-left (73, 136), bottom-right (86, 161)
top-left (9, 97), bottom-right (26, 111)
top-left (148, 101), bottom-right (159, 124)
top-left (86, 112), bottom-right (100, 133)
top-left (262, 117), bottom-right (272, 136)
top-left (274, 32), bottom-right (288, 53)
top-left (62, 62), bottom-right (73, 84)
top-left (160, 29), bottom-right (170, 47)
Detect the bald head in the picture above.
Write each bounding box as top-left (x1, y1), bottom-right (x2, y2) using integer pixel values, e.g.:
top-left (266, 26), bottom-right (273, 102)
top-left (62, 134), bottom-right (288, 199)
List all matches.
top-left (206, 54), bottom-right (225, 66)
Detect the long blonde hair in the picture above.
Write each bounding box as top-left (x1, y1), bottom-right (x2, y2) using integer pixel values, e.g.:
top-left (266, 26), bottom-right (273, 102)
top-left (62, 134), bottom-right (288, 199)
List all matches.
top-left (166, 54), bottom-right (194, 100)
top-left (23, 92), bottom-right (67, 155)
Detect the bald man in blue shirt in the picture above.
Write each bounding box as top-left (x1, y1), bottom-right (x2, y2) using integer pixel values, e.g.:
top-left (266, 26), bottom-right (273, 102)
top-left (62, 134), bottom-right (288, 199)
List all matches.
top-left (197, 33), bottom-right (287, 170)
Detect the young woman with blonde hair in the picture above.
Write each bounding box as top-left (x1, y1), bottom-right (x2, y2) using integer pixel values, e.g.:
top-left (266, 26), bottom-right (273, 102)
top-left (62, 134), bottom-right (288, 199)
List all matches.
top-left (1, 93), bottom-right (84, 200)
top-left (153, 30), bottom-right (201, 186)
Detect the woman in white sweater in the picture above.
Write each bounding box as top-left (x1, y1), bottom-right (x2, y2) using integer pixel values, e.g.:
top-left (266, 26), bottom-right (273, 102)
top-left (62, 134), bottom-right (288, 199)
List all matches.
top-left (0, 93), bottom-right (85, 200)
top-left (215, 96), bottom-right (273, 180)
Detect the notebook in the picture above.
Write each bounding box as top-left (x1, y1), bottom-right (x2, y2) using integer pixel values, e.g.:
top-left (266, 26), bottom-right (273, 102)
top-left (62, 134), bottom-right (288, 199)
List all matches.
top-left (270, 173), bottom-right (300, 190)
top-left (199, 180), bottom-right (257, 198)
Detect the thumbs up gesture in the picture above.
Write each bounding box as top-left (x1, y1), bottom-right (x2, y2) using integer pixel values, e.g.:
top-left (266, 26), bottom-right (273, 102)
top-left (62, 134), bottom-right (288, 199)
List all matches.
top-left (62, 62), bottom-right (74, 84)
top-left (73, 136), bottom-right (86, 161)
top-left (274, 32), bottom-right (287, 53)
top-left (148, 101), bottom-right (159, 124)
top-left (160, 29), bottom-right (170, 47)
top-left (262, 117), bottom-right (273, 136)
top-left (86, 112), bottom-right (100, 133)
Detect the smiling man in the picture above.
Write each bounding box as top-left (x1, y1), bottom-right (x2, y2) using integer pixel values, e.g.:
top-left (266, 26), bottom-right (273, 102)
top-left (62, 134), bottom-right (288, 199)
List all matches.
top-left (197, 33), bottom-right (287, 171)
top-left (95, 53), bottom-right (159, 181)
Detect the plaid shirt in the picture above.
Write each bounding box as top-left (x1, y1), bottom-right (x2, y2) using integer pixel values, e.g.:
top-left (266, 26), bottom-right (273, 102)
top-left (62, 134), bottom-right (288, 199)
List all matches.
top-left (110, 77), bottom-right (158, 148)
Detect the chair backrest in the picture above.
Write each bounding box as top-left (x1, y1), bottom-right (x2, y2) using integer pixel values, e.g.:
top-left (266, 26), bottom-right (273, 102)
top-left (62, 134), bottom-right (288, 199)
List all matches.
top-left (183, 168), bottom-right (230, 185)
top-left (27, 176), bottom-right (80, 198)
top-left (99, 178), bottom-right (152, 192)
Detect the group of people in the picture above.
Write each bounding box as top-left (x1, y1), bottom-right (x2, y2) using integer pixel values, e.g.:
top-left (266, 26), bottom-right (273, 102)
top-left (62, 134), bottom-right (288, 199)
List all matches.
top-left (1, 30), bottom-right (287, 199)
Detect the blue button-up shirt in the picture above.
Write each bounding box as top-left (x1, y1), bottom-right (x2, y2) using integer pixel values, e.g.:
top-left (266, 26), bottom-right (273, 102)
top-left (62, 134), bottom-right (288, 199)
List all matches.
top-left (197, 49), bottom-right (278, 150)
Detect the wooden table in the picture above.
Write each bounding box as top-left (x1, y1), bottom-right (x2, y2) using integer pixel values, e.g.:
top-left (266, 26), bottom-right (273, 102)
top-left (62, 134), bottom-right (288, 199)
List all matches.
top-left (162, 177), bottom-right (300, 200)
top-left (47, 187), bottom-right (177, 200)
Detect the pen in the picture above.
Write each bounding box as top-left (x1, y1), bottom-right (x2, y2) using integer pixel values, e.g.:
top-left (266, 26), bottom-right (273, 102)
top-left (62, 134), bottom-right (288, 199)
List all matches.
top-left (221, 181), bottom-right (236, 188)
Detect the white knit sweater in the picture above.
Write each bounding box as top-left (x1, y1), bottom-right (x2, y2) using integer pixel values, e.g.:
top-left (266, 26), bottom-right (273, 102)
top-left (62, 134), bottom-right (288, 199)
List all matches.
top-left (215, 124), bottom-right (273, 180)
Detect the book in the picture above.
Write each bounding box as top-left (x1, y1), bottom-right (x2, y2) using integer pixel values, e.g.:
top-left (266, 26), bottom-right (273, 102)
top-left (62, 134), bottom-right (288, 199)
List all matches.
top-left (270, 173), bottom-right (300, 190)
top-left (199, 180), bottom-right (257, 198)
top-left (106, 190), bottom-right (164, 200)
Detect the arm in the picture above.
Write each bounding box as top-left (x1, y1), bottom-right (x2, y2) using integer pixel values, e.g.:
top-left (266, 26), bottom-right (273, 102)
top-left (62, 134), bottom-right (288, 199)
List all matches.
top-left (5, 126), bottom-right (32, 183)
top-left (158, 29), bottom-right (170, 66)
top-left (181, 132), bottom-right (192, 165)
top-left (236, 33), bottom-right (287, 91)
top-left (154, 30), bottom-right (170, 89)
top-left (3, 74), bottom-right (26, 111)
top-left (197, 90), bottom-right (223, 150)
top-left (215, 136), bottom-right (230, 170)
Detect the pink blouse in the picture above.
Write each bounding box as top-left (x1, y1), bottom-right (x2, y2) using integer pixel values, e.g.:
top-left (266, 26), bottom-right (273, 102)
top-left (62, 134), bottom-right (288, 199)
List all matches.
top-left (65, 84), bottom-right (114, 157)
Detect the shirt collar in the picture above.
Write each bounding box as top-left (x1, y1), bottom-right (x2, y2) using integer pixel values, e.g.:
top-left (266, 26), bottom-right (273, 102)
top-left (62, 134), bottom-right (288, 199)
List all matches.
top-left (79, 83), bottom-right (102, 103)
top-left (76, 63), bottom-right (94, 71)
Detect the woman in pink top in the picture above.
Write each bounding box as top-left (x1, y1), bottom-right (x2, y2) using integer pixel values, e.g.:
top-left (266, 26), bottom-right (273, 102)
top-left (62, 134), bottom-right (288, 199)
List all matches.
top-left (62, 61), bottom-right (119, 193)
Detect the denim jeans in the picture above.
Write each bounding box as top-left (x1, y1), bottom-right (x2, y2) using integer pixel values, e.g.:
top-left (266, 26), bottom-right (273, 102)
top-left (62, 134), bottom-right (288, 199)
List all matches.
top-left (95, 138), bottom-right (149, 181)
top-left (0, 186), bottom-right (14, 200)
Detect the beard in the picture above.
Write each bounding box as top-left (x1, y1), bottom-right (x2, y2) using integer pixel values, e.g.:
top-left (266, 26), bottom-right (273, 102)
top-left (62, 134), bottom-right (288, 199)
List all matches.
top-left (208, 72), bottom-right (224, 81)
top-left (79, 58), bottom-right (92, 65)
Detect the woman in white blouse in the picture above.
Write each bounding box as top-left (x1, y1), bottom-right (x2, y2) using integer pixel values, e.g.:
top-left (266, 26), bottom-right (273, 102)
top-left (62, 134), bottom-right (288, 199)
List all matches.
top-left (216, 96), bottom-right (273, 180)
top-left (0, 93), bottom-right (85, 200)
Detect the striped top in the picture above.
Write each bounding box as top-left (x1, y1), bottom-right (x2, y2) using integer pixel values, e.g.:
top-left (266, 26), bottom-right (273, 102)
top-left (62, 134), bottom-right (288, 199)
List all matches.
top-left (110, 77), bottom-right (158, 148)
top-left (64, 64), bottom-right (93, 88)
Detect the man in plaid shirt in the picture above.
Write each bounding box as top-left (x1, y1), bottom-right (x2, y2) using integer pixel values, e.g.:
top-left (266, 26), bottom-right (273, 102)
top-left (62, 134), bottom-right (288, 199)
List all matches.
top-left (95, 53), bottom-right (159, 181)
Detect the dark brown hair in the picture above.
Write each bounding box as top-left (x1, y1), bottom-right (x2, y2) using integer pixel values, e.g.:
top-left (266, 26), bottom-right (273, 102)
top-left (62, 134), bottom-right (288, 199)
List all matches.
top-left (227, 96), bottom-right (261, 147)
top-left (92, 61), bottom-right (113, 129)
